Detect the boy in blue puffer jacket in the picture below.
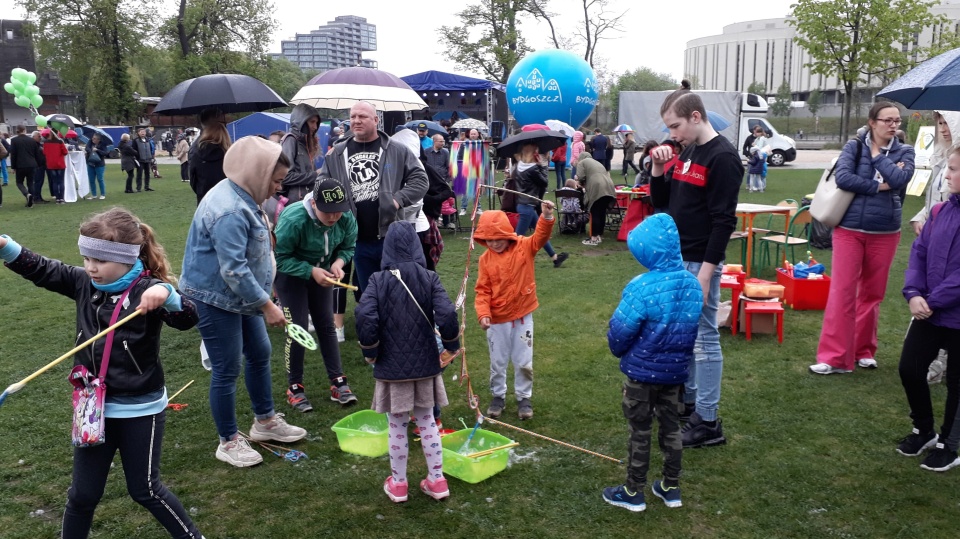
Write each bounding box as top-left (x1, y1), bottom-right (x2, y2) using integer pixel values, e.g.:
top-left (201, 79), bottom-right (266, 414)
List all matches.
top-left (602, 213), bottom-right (703, 512)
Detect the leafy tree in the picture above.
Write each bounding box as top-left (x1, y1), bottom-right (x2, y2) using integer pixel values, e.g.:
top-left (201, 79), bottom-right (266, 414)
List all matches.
top-left (249, 57), bottom-right (310, 103)
top-left (770, 82), bottom-right (793, 130)
top-left (790, 0), bottom-right (960, 141)
top-left (21, 0), bottom-right (150, 123)
top-left (747, 81), bottom-right (767, 96)
top-left (440, 0), bottom-right (533, 83)
top-left (806, 88), bottom-right (823, 118)
top-left (606, 67), bottom-right (677, 115)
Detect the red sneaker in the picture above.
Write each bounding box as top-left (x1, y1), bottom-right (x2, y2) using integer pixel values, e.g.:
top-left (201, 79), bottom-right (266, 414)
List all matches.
top-left (420, 476), bottom-right (450, 500)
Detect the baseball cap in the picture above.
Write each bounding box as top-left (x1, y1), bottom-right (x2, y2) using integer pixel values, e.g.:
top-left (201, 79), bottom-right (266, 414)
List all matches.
top-left (417, 122), bottom-right (428, 131)
top-left (312, 176), bottom-right (351, 213)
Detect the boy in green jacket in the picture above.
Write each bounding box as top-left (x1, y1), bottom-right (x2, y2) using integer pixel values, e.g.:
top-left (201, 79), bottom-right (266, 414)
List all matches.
top-left (275, 176), bottom-right (358, 411)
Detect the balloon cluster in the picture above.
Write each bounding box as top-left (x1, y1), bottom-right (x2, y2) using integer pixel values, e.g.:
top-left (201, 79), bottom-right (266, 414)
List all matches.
top-left (3, 68), bottom-right (48, 127)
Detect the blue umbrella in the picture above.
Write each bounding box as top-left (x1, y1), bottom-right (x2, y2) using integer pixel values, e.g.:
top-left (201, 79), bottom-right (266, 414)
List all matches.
top-left (78, 125), bottom-right (115, 146)
top-left (614, 123), bottom-right (634, 132)
top-left (404, 119), bottom-right (446, 137)
top-left (877, 46), bottom-right (960, 110)
top-left (660, 110), bottom-right (732, 133)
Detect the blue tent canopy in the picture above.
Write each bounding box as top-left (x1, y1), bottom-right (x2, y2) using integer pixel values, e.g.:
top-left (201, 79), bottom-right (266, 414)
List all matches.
top-left (226, 112), bottom-right (291, 141)
top-left (431, 111), bottom-right (472, 122)
top-left (400, 71), bottom-right (505, 93)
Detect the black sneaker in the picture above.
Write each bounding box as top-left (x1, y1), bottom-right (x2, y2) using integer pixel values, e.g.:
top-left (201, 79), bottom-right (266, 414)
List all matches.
top-left (896, 428), bottom-right (938, 457)
top-left (517, 398), bottom-right (533, 420)
top-left (486, 396), bottom-right (505, 418)
top-left (330, 378), bottom-right (358, 405)
top-left (553, 252), bottom-right (569, 268)
top-left (26, 194), bottom-right (33, 208)
top-left (681, 411), bottom-right (726, 448)
top-left (920, 443), bottom-right (960, 472)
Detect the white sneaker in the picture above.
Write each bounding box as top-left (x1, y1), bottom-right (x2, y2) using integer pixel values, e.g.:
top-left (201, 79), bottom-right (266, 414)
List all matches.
top-left (809, 363), bottom-right (853, 375)
top-left (216, 437), bottom-right (263, 467)
top-left (459, 208), bottom-right (466, 216)
top-left (98, 195), bottom-right (105, 200)
top-left (857, 358), bottom-right (878, 369)
top-left (249, 413), bottom-right (307, 443)
top-left (335, 326), bottom-right (345, 343)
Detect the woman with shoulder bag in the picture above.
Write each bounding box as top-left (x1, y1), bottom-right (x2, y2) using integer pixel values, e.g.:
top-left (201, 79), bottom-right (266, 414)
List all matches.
top-left (810, 102), bottom-right (915, 375)
top-left (85, 134), bottom-right (108, 200)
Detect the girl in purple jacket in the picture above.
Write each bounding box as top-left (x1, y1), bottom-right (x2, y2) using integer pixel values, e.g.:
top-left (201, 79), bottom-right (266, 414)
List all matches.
top-left (897, 146), bottom-right (960, 472)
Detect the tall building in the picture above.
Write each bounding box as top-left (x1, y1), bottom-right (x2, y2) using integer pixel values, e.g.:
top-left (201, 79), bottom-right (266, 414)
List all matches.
top-left (683, 2), bottom-right (960, 105)
top-left (271, 15), bottom-right (377, 72)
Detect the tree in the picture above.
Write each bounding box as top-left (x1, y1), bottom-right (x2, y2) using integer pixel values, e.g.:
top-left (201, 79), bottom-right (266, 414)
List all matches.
top-left (747, 81), bottom-right (767, 96)
top-left (440, 0), bottom-right (533, 83)
top-left (806, 88), bottom-right (823, 118)
top-left (605, 67), bottom-right (677, 115)
top-left (22, 0), bottom-right (151, 123)
top-left (770, 82), bottom-right (793, 131)
top-left (790, 0), bottom-right (960, 141)
top-left (162, 0), bottom-right (277, 80)
top-left (528, 0), bottom-right (626, 69)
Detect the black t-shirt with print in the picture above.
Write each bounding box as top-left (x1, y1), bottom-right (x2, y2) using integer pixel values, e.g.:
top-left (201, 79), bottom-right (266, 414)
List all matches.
top-left (346, 137), bottom-right (383, 241)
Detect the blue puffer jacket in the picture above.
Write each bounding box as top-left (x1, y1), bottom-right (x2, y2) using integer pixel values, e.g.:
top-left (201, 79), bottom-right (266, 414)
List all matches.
top-left (608, 213), bottom-right (703, 384)
top-left (355, 221), bottom-right (460, 381)
top-left (835, 134), bottom-right (915, 232)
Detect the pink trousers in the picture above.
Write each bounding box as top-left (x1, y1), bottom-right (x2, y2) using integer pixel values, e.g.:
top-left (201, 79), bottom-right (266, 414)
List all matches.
top-left (816, 227), bottom-right (900, 370)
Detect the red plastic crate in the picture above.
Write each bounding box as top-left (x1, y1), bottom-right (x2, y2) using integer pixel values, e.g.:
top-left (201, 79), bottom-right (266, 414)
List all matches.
top-left (776, 268), bottom-right (830, 310)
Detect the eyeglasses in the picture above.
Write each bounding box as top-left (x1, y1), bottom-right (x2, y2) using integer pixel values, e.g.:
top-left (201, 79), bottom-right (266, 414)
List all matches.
top-left (877, 118), bottom-right (902, 126)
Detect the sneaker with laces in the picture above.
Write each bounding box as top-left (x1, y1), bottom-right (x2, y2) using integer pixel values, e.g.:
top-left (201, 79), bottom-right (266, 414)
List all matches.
top-left (601, 484), bottom-right (646, 512)
top-left (420, 477), bottom-right (450, 500)
top-left (553, 252), bottom-right (569, 268)
top-left (809, 362), bottom-right (852, 375)
top-left (286, 384), bottom-right (313, 413)
top-left (857, 358), bottom-right (878, 369)
top-left (99, 195), bottom-right (105, 200)
top-left (681, 411), bottom-right (727, 448)
top-left (896, 428), bottom-right (938, 457)
top-left (652, 480), bottom-right (682, 508)
top-left (517, 398), bottom-right (533, 420)
top-left (486, 396), bottom-right (505, 418)
top-left (920, 443), bottom-right (960, 472)
top-left (248, 413), bottom-right (307, 443)
top-left (582, 238), bottom-right (599, 246)
top-left (335, 326), bottom-right (345, 343)
top-left (384, 476), bottom-right (408, 503)
top-left (330, 380), bottom-right (358, 405)
top-left (216, 437), bottom-right (263, 467)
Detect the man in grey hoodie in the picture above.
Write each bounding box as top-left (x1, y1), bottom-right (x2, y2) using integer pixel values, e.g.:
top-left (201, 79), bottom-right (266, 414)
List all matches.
top-left (318, 101), bottom-right (428, 293)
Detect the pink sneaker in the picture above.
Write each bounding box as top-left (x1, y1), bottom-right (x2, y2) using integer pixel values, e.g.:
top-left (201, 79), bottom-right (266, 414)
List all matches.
top-left (384, 476), bottom-right (408, 503)
top-left (420, 477), bottom-right (450, 500)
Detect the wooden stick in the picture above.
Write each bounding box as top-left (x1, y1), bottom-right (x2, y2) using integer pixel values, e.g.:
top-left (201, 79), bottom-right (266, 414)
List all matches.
top-left (168, 380), bottom-right (195, 402)
top-left (324, 277), bottom-right (358, 291)
top-left (465, 442), bottom-right (519, 459)
top-left (477, 184), bottom-right (548, 205)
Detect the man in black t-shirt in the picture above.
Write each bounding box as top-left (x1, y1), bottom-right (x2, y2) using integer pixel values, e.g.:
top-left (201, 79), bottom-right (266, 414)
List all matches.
top-left (649, 90), bottom-right (743, 450)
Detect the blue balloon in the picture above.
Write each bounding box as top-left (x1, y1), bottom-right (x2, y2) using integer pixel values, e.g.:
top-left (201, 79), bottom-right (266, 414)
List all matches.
top-left (506, 49), bottom-right (598, 129)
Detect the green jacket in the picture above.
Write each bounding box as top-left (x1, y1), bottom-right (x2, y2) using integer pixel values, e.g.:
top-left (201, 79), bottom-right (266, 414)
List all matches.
top-left (275, 194), bottom-right (358, 280)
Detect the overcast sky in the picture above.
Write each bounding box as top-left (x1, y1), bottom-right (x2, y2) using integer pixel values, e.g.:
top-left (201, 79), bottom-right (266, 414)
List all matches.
top-left (1, 0), bottom-right (798, 82)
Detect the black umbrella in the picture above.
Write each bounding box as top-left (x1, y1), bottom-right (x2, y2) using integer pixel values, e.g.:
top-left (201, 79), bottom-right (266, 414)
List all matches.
top-left (153, 74), bottom-right (287, 116)
top-left (496, 129), bottom-right (568, 158)
top-left (46, 114), bottom-right (76, 128)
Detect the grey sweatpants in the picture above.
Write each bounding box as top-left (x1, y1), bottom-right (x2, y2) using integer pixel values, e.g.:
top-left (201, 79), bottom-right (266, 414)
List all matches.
top-left (486, 315), bottom-right (534, 400)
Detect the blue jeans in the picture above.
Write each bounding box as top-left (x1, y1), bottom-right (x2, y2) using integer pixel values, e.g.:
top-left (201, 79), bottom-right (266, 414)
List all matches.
top-left (354, 238), bottom-right (385, 294)
top-left (194, 300), bottom-right (275, 441)
top-left (682, 261), bottom-right (723, 421)
top-left (87, 165), bottom-right (106, 196)
top-left (515, 204), bottom-right (555, 258)
top-left (47, 168), bottom-right (65, 200)
top-left (1, 158), bottom-right (7, 184)
top-left (554, 162), bottom-right (567, 189)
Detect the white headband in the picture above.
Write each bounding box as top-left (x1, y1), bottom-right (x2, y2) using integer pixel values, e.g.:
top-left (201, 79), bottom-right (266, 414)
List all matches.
top-left (78, 235), bottom-right (140, 265)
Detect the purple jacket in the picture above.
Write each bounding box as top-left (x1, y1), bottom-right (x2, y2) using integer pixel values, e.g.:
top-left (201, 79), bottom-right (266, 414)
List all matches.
top-left (904, 194), bottom-right (960, 329)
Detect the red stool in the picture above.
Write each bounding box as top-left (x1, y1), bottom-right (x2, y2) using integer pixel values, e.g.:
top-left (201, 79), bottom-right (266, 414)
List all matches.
top-left (721, 271), bottom-right (745, 335)
top-left (743, 300), bottom-right (784, 343)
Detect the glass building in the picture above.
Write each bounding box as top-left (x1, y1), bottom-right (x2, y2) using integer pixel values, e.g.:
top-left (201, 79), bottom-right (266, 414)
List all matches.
top-left (271, 15), bottom-right (377, 72)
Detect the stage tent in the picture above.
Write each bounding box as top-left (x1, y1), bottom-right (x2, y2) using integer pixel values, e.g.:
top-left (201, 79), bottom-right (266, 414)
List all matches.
top-left (400, 70), bottom-right (508, 137)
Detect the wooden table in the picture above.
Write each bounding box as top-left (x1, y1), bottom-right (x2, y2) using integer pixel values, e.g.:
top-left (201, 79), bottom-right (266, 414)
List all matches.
top-left (736, 203), bottom-right (793, 277)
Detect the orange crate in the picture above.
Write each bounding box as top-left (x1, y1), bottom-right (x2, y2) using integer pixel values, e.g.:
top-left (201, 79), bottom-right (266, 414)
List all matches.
top-left (776, 268), bottom-right (830, 310)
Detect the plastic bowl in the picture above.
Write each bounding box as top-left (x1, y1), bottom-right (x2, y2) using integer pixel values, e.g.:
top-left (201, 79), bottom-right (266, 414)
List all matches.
top-left (441, 428), bottom-right (515, 483)
top-left (330, 409), bottom-right (388, 457)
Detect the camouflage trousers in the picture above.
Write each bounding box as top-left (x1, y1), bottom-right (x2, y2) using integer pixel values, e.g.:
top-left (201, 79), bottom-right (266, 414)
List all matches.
top-left (622, 379), bottom-right (683, 491)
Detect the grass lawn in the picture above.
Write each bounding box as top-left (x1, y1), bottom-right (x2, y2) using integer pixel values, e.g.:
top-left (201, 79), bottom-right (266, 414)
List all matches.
top-left (0, 164), bottom-right (957, 538)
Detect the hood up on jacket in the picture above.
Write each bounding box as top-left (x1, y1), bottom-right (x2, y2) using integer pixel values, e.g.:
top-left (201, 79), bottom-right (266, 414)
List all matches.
top-left (223, 135), bottom-right (284, 204)
top-left (573, 131), bottom-right (584, 143)
top-left (934, 110), bottom-right (960, 161)
top-left (392, 129), bottom-right (425, 164)
top-left (473, 210), bottom-right (520, 248)
top-left (381, 221), bottom-right (426, 270)
top-left (628, 213), bottom-right (684, 273)
top-left (289, 103), bottom-right (321, 142)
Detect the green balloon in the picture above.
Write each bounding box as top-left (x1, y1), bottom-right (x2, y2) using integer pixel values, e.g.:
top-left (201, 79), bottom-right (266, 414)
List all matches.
top-left (14, 95), bottom-right (29, 107)
top-left (11, 67), bottom-right (26, 80)
top-left (24, 85), bottom-right (39, 97)
top-left (35, 115), bottom-right (47, 127)
top-left (26, 71), bottom-right (37, 85)
top-left (11, 80), bottom-right (24, 94)
top-left (30, 94), bottom-right (43, 108)
top-left (3, 82), bottom-right (14, 95)
top-left (59, 126), bottom-right (68, 137)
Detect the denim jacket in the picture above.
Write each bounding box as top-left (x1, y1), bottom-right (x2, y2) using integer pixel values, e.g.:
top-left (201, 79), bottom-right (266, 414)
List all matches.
top-left (180, 180), bottom-right (274, 314)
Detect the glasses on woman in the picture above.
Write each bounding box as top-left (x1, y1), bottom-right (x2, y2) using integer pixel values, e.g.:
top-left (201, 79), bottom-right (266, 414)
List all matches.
top-left (877, 118), bottom-right (902, 126)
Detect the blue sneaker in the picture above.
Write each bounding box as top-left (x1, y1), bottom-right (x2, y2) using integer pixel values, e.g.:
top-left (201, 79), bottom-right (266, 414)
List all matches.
top-left (602, 484), bottom-right (646, 512)
top-left (652, 480), bottom-right (682, 508)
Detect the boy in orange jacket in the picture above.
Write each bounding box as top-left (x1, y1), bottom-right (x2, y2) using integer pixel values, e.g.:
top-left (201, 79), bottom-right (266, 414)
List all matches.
top-left (475, 200), bottom-right (556, 420)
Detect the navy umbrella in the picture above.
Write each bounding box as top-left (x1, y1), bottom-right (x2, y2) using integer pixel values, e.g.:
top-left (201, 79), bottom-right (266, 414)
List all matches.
top-left (496, 129), bottom-right (568, 158)
top-left (77, 125), bottom-right (115, 146)
top-left (153, 74), bottom-right (287, 115)
top-left (404, 119), bottom-right (446, 137)
top-left (877, 47), bottom-right (960, 110)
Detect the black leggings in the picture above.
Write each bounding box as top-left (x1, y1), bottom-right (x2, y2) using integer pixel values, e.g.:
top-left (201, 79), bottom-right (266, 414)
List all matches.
top-left (590, 196), bottom-right (613, 237)
top-left (63, 411), bottom-right (201, 539)
top-left (276, 272), bottom-right (343, 386)
top-left (333, 261), bottom-right (356, 316)
top-left (899, 318), bottom-right (960, 449)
